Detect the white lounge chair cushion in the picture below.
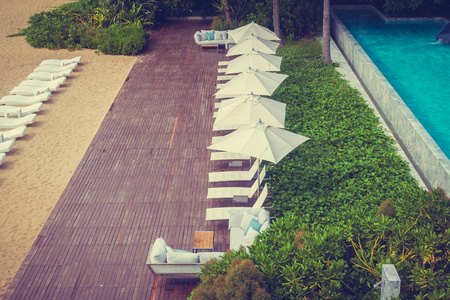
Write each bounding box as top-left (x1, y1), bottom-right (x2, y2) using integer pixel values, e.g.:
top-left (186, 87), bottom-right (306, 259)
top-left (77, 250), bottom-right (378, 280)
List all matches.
top-left (0, 153), bottom-right (5, 165)
top-left (0, 93), bottom-right (51, 105)
top-left (167, 251), bottom-right (199, 264)
top-left (198, 252), bottom-right (225, 264)
top-left (1, 126), bottom-right (27, 141)
top-left (34, 63), bottom-right (77, 73)
top-left (228, 210), bottom-right (244, 230)
top-left (150, 237), bottom-right (167, 263)
top-left (0, 139), bottom-right (15, 153)
top-left (244, 227), bottom-right (259, 244)
top-left (258, 209), bottom-right (270, 224)
top-left (240, 212), bottom-right (257, 231)
top-left (40, 56), bottom-right (81, 67)
top-left (10, 86), bottom-right (49, 96)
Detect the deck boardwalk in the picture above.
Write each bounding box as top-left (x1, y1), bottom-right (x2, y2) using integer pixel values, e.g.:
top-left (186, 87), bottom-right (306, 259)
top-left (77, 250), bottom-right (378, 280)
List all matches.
top-left (3, 20), bottom-right (251, 300)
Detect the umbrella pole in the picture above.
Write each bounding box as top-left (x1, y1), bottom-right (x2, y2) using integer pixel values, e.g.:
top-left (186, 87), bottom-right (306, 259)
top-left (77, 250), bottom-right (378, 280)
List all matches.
top-left (257, 158), bottom-right (261, 197)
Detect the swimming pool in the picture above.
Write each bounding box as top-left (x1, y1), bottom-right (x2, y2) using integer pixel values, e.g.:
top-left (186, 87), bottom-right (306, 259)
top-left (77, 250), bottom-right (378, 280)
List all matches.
top-left (334, 7), bottom-right (450, 159)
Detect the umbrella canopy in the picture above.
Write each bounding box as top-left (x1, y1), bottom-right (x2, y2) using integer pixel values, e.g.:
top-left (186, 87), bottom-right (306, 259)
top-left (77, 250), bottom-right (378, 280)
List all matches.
top-left (207, 120), bottom-right (309, 164)
top-left (226, 35), bottom-right (279, 57)
top-left (214, 93), bottom-right (286, 128)
top-left (228, 21), bottom-right (280, 44)
top-left (215, 68), bottom-right (288, 98)
top-left (225, 50), bottom-right (282, 74)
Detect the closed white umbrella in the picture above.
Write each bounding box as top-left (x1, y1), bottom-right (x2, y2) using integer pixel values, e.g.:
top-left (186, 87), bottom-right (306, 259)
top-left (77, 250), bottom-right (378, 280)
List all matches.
top-left (215, 68), bottom-right (288, 98)
top-left (207, 119), bottom-right (309, 164)
top-left (226, 35), bottom-right (279, 57)
top-left (225, 50), bottom-right (282, 74)
top-left (228, 22), bottom-right (280, 44)
top-left (214, 93), bottom-right (286, 128)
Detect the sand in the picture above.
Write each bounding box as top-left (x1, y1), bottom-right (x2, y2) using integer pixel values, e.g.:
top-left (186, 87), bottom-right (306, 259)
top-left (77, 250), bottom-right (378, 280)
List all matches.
top-left (0, 0), bottom-right (136, 298)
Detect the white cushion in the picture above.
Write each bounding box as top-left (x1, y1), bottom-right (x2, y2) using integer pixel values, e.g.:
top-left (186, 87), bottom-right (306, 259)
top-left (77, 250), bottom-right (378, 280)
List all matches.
top-left (198, 252), bottom-right (225, 263)
top-left (229, 210), bottom-right (243, 229)
top-left (214, 31), bottom-right (226, 40)
top-left (167, 251), bottom-right (199, 264)
top-left (260, 220), bottom-right (270, 232)
top-left (230, 227), bottom-right (247, 250)
top-left (240, 212), bottom-right (257, 231)
top-left (150, 237), bottom-right (167, 263)
top-left (244, 227), bottom-right (259, 244)
top-left (258, 209), bottom-right (270, 224)
top-left (200, 32), bottom-right (207, 41)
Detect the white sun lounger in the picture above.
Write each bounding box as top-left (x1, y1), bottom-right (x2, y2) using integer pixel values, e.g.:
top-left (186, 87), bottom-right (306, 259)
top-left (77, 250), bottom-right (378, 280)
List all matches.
top-left (0, 92), bottom-right (51, 105)
top-left (40, 56), bottom-right (82, 67)
top-left (210, 152), bottom-right (251, 161)
top-left (1, 126), bottom-right (27, 141)
top-left (0, 152), bottom-right (5, 165)
top-left (0, 114), bottom-right (36, 129)
top-left (0, 103), bottom-right (43, 118)
top-left (0, 139), bottom-right (15, 153)
top-left (34, 63), bottom-right (77, 73)
top-left (217, 75), bottom-right (235, 81)
top-left (206, 184), bottom-right (269, 221)
top-left (19, 77), bottom-right (66, 91)
top-left (207, 167), bottom-right (266, 199)
top-left (10, 86), bottom-right (50, 96)
top-left (27, 70), bottom-right (71, 81)
top-left (209, 161), bottom-right (261, 183)
top-left (218, 61), bottom-right (230, 66)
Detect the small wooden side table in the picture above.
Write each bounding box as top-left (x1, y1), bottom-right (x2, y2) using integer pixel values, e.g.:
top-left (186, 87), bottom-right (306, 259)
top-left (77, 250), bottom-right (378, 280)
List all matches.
top-left (201, 44), bottom-right (219, 53)
top-left (193, 231), bottom-right (214, 253)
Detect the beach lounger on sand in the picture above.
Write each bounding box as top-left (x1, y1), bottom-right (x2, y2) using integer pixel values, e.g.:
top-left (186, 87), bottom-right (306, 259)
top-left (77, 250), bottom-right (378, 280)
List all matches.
top-left (206, 184), bottom-right (268, 221)
top-left (0, 103), bottom-right (43, 118)
top-left (0, 139), bottom-right (15, 153)
top-left (0, 153), bottom-right (5, 165)
top-left (34, 63), bottom-right (77, 73)
top-left (208, 161), bottom-right (261, 183)
top-left (10, 86), bottom-right (49, 96)
top-left (1, 126), bottom-right (27, 141)
top-left (0, 93), bottom-right (51, 105)
top-left (206, 167), bottom-right (266, 199)
top-left (40, 56), bottom-right (81, 67)
top-left (18, 77), bottom-right (66, 92)
top-left (0, 114), bottom-right (36, 129)
top-left (27, 70), bottom-right (71, 81)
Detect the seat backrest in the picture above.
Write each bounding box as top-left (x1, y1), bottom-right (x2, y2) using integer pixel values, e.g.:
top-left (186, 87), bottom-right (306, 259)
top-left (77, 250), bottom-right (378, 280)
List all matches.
top-left (247, 159), bottom-right (259, 178)
top-left (249, 166), bottom-right (266, 197)
top-left (258, 165), bottom-right (266, 183)
top-left (252, 184), bottom-right (268, 209)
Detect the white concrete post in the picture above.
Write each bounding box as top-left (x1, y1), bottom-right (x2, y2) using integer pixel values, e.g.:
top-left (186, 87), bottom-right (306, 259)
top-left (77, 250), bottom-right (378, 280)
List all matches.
top-left (380, 264), bottom-right (401, 300)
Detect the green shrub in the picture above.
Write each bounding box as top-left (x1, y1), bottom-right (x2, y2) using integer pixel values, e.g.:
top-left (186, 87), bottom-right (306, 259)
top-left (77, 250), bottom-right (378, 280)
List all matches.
top-left (97, 24), bottom-right (148, 55)
top-left (192, 258), bottom-right (270, 300)
top-left (23, 10), bottom-right (70, 49)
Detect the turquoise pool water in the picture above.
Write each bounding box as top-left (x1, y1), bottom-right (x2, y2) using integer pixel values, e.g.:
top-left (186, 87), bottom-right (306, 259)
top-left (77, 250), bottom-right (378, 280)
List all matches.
top-left (334, 7), bottom-right (450, 158)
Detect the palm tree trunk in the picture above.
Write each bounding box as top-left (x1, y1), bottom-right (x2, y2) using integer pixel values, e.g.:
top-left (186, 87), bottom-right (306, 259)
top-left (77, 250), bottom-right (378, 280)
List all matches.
top-left (273, 0), bottom-right (283, 46)
top-left (322, 0), bottom-right (332, 64)
top-left (224, 0), bottom-right (232, 24)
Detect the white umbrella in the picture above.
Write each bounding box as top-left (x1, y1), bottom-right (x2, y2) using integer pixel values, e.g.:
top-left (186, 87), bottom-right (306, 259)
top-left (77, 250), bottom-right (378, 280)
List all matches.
top-left (215, 68), bottom-right (288, 98)
top-left (207, 119), bottom-right (309, 164)
top-left (228, 21), bottom-right (280, 44)
top-left (225, 50), bottom-right (282, 74)
top-left (214, 93), bottom-right (286, 128)
top-left (226, 35), bottom-right (279, 57)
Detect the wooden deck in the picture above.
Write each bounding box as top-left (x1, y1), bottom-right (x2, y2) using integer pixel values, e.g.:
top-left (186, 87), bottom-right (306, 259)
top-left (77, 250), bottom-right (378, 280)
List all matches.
top-left (4, 21), bottom-right (254, 300)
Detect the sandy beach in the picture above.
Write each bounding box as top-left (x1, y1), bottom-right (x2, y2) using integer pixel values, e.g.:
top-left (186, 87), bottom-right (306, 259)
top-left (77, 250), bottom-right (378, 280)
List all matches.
top-left (0, 0), bottom-right (136, 297)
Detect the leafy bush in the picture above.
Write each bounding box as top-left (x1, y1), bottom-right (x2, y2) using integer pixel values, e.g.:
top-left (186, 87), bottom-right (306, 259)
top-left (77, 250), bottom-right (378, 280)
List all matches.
top-left (98, 24), bottom-right (148, 55)
top-left (19, 0), bottom-right (152, 54)
top-left (192, 258), bottom-right (270, 300)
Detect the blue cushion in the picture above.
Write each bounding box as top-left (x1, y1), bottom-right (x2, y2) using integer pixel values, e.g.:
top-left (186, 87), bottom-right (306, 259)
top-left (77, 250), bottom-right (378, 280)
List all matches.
top-left (244, 218), bottom-right (262, 235)
top-left (206, 31), bottom-right (215, 41)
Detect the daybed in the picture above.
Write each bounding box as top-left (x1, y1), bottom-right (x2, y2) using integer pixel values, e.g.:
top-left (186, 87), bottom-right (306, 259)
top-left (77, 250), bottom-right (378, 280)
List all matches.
top-left (146, 237), bottom-right (225, 277)
top-left (228, 208), bottom-right (270, 252)
top-left (194, 30), bottom-right (235, 50)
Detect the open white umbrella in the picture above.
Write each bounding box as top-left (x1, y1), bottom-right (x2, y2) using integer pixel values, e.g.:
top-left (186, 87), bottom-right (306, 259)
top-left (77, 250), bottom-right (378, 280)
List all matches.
top-left (207, 119), bottom-right (309, 164)
top-left (228, 21), bottom-right (280, 44)
top-left (215, 68), bottom-right (288, 98)
top-left (214, 93), bottom-right (286, 129)
top-left (226, 35), bottom-right (279, 57)
top-left (225, 50), bottom-right (282, 74)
